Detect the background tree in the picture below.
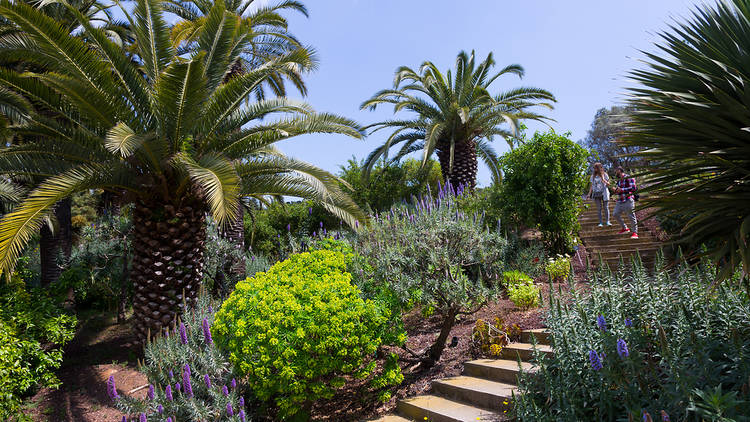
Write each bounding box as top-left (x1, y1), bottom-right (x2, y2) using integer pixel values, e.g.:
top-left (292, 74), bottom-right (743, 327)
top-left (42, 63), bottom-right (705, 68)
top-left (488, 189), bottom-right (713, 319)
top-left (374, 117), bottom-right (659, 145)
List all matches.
top-left (579, 106), bottom-right (640, 170)
top-left (623, 0), bottom-right (750, 283)
top-left (361, 50), bottom-right (555, 190)
top-left (0, 0), bottom-right (365, 341)
top-left (501, 131), bottom-right (588, 253)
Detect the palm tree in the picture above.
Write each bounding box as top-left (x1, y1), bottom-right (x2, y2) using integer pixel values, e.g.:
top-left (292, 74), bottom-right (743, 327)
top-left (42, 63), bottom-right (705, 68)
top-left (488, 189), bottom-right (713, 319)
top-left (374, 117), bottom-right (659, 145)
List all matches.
top-left (361, 50), bottom-right (556, 190)
top-left (1, 0), bottom-right (132, 286)
top-left (0, 0), bottom-right (365, 341)
top-left (624, 0), bottom-right (750, 283)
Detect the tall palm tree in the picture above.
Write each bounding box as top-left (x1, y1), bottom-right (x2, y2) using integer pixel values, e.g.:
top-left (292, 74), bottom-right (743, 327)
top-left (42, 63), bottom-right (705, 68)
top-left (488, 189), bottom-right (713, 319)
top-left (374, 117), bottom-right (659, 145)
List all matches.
top-left (624, 0), bottom-right (750, 283)
top-left (0, 0), bottom-right (365, 341)
top-left (361, 50), bottom-right (556, 190)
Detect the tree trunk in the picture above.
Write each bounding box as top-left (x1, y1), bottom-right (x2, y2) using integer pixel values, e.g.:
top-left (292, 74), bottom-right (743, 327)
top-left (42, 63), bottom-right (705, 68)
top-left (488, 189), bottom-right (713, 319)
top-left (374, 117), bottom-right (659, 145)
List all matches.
top-left (213, 203), bottom-right (246, 297)
top-left (130, 197), bottom-right (206, 342)
top-left (39, 198), bottom-right (72, 287)
top-left (436, 139), bottom-right (478, 191)
top-left (118, 235), bottom-right (129, 324)
top-left (424, 307), bottom-right (458, 367)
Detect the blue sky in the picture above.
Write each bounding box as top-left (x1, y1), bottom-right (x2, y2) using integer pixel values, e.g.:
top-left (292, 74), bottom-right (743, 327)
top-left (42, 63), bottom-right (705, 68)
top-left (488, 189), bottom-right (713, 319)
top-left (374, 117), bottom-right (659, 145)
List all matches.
top-left (268, 0), bottom-right (703, 186)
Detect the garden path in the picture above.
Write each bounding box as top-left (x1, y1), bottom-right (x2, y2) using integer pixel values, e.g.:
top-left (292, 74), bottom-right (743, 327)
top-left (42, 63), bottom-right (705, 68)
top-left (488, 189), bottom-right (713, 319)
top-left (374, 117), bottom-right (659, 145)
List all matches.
top-left (369, 329), bottom-right (551, 422)
top-left (579, 200), bottom-right (663, 270)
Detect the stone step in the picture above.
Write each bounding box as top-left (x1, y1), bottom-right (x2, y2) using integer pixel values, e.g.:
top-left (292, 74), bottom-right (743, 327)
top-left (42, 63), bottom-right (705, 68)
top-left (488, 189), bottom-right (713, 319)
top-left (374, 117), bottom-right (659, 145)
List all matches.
top-left (581, 234), bottom-right (658, 243)
top-left (397, 395), bottom-right (502, 422)
top-left (368, 415), bottom-right (413, 422)
top-left (464, 359), bottom-right (536, 384)
top-left (432, 376), bottom-right (516, 411)
top-left (520, 329), bottom-right (550, 345)
top-left (500, 343), bottom-right (553, 361)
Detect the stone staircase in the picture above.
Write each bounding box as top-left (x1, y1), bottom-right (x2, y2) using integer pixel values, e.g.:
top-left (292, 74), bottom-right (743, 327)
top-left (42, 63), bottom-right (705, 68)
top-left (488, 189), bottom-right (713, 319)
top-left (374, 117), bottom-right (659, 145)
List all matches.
top-left (579, 199), bottom-right (661, 270)
top-left (370, 329), bottom-right (551, 422)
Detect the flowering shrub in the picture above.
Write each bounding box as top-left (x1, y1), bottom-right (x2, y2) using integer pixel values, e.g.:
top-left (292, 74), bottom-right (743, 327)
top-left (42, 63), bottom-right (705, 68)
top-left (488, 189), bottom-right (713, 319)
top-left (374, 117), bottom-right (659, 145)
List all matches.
top-left (545, 254), bottom-right (571, 282)
top-left (0, 278), bottom-right (76, 418)
top-left (112, 295), bottom-right (246, 422)
top-left (354, 184), bottom-right (509, 366)
top-left (514, 258), bottom-right (750, 420)
top-left (471, 318), bottom-right (521, 358)
top-left (212, 250), bottom-right (402, 418)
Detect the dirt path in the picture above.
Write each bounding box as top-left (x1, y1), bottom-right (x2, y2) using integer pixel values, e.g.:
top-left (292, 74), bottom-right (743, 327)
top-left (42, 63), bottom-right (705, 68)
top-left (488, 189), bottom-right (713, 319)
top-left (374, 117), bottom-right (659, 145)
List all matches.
top-left (23, 312), bottom-right (146, 422)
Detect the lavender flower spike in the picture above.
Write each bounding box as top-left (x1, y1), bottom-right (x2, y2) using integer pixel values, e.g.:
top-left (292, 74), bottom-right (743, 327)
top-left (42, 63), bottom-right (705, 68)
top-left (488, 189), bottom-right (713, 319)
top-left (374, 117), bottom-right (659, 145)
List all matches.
top-left (168, 369), bottom-right (174, 379)
top-left (617, 338), bottom-right (629, 358)
top-left (588, 350), bottom-right (603, 371)
top-left (231, 378), bottom-right (237, 389)
top-left (239, 396), bottom-right (245, 408)
top-left (147, 384), bottom-right (154, 400)
top-left (175, 382), bottom-right (181, 393)
top-left (625, 318), bottom-right (633, 327)
top-left (179, 322), bottom-right (188, 345)
top-left (202, 318), bottom-right (213, 345)
top-left (140, 413), bottom-right (147, 422)
top-left (596, 315), bottom-right (607, 331)
top-left (183, 368), bottom-right (194, 398)
top-left (165, 384), bottom-right (173, 401)
top-left (239, 409), bottom-right (246, 422)
top-left (227, 402), bottom-right (234, 416)
top-left (222, 385), bottom-right (229, 396)
top-left (167, 418), bottom-right (173, 422)
top-left (183, 363), bottom-right (191, 377)
top-left (122, 417), bottom-right (126, 422)
top-left (204, 374), bottom-right (212, 389)
top-left (158, 404), bottom-right (163, 414)
top-left (107, 375), bottom-right (120, 400)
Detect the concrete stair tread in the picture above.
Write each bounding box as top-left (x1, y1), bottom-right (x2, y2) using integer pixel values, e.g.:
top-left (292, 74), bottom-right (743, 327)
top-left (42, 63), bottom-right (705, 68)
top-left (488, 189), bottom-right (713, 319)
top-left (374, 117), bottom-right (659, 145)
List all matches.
top-left (519, 329), bottom-right (550, 345)
top-left (505, 343), bottom-right (552, 353)
top-left (397, 394), bottom-right (502, 422)
top-left (434, 376), bottom-right (517, 396)
top-left (465, 358), bottom-right (536, 372)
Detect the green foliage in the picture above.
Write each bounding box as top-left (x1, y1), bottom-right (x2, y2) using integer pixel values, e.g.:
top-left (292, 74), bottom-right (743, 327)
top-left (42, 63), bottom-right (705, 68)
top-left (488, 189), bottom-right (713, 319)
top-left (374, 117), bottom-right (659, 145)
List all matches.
top-left (70, 191), bottom-right (99, 231)
top-left (338, 157), bottom-right (443, 213)
top-left (454, 182), bottom-right (505, 231)
top-left (54, 213), bottom-right (131, 309)
top-left (502, 270), bottom-right (533, 287)
top-left (500, 131), bottom-right (588, 254)
top-left (507, 281), bottom-right (540, 310)
top-left (113, 295), bottom-right (246, 422)
top-left (545, 255), bottom-right (571, 282)
top-left (623, 0), bottom-right (750, 283)
top-left (213, 250), bottom-right (402, 418)
top-left (579, 106), bottom-right (640, 170)
top-left (471, 318), bottom-right (521, 358)
top-left (514, 258), bottom-right (750, 421)
top-left (0, 278), bottom-right (76, 418)
top-left (354, 188), bottom-right (509, 364)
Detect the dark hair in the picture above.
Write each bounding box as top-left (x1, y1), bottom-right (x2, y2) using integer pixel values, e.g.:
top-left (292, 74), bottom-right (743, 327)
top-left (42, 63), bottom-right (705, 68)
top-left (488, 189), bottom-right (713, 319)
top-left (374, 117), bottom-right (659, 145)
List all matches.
top-left (615, 166), bottom-right (625, 174)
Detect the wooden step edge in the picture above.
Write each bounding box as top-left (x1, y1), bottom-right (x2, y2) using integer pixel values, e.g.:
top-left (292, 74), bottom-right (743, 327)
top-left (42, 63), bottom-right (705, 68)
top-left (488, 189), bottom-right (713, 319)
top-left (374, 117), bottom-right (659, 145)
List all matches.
top-left (397, 395), bottom-right (502, 422)
top-left (432, 376), bottom-right (516, 411)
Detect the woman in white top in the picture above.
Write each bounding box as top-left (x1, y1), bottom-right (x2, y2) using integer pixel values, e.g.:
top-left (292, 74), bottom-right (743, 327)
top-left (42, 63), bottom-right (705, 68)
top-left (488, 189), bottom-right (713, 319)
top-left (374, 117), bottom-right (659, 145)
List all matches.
top-left (587, 162), bottom-right (611, 227)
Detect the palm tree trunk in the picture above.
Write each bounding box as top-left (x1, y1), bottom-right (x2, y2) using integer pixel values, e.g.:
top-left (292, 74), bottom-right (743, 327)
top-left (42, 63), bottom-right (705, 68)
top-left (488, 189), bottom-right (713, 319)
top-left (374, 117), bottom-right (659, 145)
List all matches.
top-left (130, 197), bottom-right (206, 342)
top-left (39, 198), bottom-right (72, 287)
top-left (213, 203), bottom-right (246, 297)
top-left (436, 139), bottom-right (478, 191)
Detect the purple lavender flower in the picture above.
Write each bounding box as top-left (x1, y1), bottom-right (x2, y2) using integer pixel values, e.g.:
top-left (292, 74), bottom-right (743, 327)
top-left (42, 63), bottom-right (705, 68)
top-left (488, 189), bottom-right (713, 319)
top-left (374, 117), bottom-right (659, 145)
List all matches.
top-left (204, 374), bottom-right (211, 389)
top-left (596, 315), bottom-right (607, 331)
top-left (164, 329), bottom-right (169, 338)
top-left (179, 322), bottom-right (188, 345)
top-left (167, 418), bottom-right (172, 422)
top-left (140, 413), bottom-right (147, 422)
top-left (183, 369), bottom-right (193, 398)
top-left (227, 402), bottom-right (234, 416)
top-left (625, 318), bottom-right (633, 327)
top-left (157, 404), bottom-right (163, 414)
top-left (617, 339), bottom-right (629, 358)
top-left (588, 350), bottom-right (603, 371)
top-left (183, 363), bottom-right (191, 377)
top-left (168, 369), bottom-right (174, 379)
top-left (122, 416), bottom-right (126, 422)
top-left (147, 384), bottom-right (154, 400)
top-left (222, 385), bottom-right (229, 396)
top-left (231, 378), bottom-right (236, 389)
top-left (208, 305), bottom-right (213, 313)
top-left (355, 221), bottom-right (359, 228)
top-left (175, 382), bottom-right (181, 393)
top-left (239, 409), bottom-right (246, 422)
top-left (165, 384), bottom-right (173, 401)
top-left (239, 396), bottom-right (245, 408)
top-left (308, 207), bottom-right (312, 216)
top-left (107, 375), bottom-right (120, 400)
top-left (319, 221), bottom-right (323, 228)
top-left (312, 231), bottom-right (316, 237)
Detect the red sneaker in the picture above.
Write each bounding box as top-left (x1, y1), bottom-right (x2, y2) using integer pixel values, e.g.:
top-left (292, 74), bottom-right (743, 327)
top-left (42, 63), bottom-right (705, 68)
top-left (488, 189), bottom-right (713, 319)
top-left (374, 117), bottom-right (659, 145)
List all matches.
top-left (618, 228), bottom-right (631, 235)
top-left (630, 233), bottom-right (639, 239)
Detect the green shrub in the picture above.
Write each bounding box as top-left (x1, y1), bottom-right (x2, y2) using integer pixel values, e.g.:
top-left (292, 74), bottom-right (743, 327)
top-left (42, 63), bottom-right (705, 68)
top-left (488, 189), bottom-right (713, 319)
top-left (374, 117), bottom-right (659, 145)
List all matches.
top-left (502, 270), bottom-right (533, 288)
top-left (545, 255), bottom-right (571, 282)
top-left (112, 295), bottom-right (246, 422)
top-left (507, 282), bottom-right (540, 310)
top-left (514, 258), bottom-right (750, 421)
top-left (0, 278), bottom-right (76, 418)
top-left (354, 187), bottom-right (509, 366)
top-left (213, 250), bottom-right (402, 418)
top-left (500, 131), bottom-right (588, 253)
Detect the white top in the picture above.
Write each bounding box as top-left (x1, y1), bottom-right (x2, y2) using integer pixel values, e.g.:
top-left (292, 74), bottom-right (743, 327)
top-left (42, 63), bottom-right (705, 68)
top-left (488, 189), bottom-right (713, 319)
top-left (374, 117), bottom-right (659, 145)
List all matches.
top-left (590, 173), bottom-right (610, 201)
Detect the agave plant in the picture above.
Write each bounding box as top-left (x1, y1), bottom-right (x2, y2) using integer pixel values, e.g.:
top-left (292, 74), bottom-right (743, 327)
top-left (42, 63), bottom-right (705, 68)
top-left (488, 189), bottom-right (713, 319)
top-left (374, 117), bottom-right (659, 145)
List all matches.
top-left (624, 0), bottom-right (750, 282)
top-left (0, 0), bottom-right (365, 341)
top-left (361, 50), bottom-right (556, 190)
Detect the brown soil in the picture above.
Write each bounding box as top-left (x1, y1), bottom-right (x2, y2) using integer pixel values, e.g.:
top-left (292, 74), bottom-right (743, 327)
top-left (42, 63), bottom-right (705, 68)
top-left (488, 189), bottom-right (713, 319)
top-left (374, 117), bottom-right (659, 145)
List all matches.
top-left (22, 312), bottom-right (145, 422)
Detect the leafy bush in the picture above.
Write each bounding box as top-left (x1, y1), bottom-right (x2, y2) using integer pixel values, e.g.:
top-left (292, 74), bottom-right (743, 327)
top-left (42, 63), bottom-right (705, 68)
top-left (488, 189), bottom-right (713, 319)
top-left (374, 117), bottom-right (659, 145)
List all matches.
top-left (213, 250), bottom-right (402, 418)
top-left (502, 270), bottom-right (533, 288)
top-left (354, 186), bottom-right (509, 366)
top-left (112, 295), bottom-right (246, 422)
top-left (500, 131), bottom-right (588, 253)
top-left (545, 255), bottom-right (571, 282)
top-left (471, 318), bottom-right (521, 358)
top-left (507, 281), bottom-right (540, 310)
top-left (514, 258), bottom-right (750, 421)
top-left (0, 278), bottom-right (76, 418)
